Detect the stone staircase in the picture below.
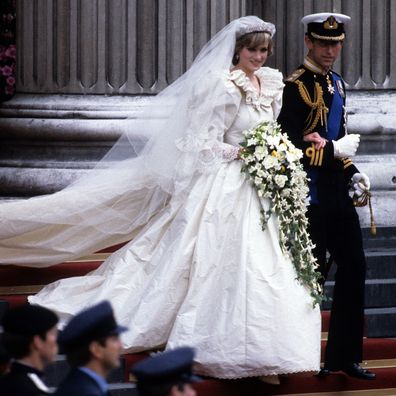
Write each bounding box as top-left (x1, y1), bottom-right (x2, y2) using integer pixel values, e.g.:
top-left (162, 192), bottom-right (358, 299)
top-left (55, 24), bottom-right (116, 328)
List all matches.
top-left (324, 227), bottom-right (396, 338)
top-left (1, 91), bottom-right (396, 394)
top-left (1, 229), bottom-right (396, 395)
top-left (0, 94), bottom-right (144, 199)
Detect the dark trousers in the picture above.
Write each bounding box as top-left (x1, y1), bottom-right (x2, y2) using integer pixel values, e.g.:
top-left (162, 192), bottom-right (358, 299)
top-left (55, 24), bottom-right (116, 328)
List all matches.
top-left (307, 202), bottom-right (366, 367)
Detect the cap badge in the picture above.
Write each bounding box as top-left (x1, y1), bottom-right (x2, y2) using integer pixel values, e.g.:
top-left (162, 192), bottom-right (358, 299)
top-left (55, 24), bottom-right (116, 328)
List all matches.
top-left (324, 16), bottom-right (338, 30)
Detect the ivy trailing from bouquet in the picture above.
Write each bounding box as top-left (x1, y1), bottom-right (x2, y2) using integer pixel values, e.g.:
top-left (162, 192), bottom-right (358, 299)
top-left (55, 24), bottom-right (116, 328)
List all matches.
top-left (240, 120), bottom-right (323, 306)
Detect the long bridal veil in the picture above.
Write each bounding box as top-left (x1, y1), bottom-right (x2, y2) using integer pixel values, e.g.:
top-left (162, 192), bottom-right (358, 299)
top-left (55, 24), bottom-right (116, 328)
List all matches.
top-left (0, 16), bottom-right (276, 266)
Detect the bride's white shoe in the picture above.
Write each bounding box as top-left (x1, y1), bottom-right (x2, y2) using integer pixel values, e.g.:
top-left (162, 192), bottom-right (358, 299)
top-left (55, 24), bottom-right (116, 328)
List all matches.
top-left (258, 374), bottom-right (280, 385)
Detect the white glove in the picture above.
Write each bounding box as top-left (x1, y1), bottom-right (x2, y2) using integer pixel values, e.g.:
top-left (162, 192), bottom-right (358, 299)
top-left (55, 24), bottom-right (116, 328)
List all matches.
top-left (351, 172), bottom-right (370, 196)
top-left (333, 134), bottom-right (360, 158)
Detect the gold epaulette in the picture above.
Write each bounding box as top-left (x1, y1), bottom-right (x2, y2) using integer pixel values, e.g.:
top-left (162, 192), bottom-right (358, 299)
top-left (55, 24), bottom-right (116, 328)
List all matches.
top-left (285, 68), bottom-right (305, 82)
top-left (342, 157), bottom-right (353, 169)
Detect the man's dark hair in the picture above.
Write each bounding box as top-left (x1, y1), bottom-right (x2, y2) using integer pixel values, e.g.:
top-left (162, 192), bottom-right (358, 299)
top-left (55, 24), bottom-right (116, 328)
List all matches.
top-left (65, 337), bottom-right (107, 367)
top-left (2, 331), bottom-right (46, 359)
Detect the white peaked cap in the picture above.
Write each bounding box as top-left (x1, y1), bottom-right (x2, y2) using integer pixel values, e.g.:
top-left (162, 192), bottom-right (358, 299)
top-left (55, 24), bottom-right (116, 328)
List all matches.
top-left (301, 12), bottom-right (351, 26)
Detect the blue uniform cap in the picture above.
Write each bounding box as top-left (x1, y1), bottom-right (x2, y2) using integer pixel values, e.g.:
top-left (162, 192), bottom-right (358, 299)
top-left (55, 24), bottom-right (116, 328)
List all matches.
top-left (131, 347), bottom-right (201, 385)
top-left (58, 300), bottom-right (128, 349)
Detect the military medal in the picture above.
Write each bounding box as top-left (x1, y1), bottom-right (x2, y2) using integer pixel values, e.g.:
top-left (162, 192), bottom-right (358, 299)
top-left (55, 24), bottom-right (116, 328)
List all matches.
top-left (326, 74), bottom-right (335, 94)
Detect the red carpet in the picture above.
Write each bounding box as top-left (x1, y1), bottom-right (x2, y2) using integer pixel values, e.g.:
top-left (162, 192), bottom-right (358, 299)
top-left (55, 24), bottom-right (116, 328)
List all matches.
top-left (0, 261), bottom-right (101, 286)
top-left (1, 246), bottom-right (396, 395)
top-left (122, 339), bottom-right (396, 394)
top-left (191, 368), bottom-right (396, 395)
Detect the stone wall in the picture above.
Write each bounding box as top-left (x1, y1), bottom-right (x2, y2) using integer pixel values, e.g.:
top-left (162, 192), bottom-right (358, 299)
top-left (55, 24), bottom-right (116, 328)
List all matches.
top-left (1, 0), bottom-right (395, 226)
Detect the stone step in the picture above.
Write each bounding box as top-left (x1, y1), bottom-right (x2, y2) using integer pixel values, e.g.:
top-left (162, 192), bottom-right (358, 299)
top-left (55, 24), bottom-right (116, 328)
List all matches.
top-left (326, 248), bottom-right (396, 281)
top-left (362, 227), bottom-right (396, 250)
top-left (193, 370), bottom-right (396, 395)
top-left (323, 280), bottom-right (396, 337)
top-left (42, 338), bottom-right (396, 395)
top-left (0, 166), bottom-right (86, 195)
top-left (324, 279), bottom-right (396, 309)
top-left (0, 140), bottom-right (110, 163)
top-left (365, 307), bottom-right (396, 338)
top-left (366, 250), bottom-right (396, 279)
top-left (108, 383), bottom-right (136, 396)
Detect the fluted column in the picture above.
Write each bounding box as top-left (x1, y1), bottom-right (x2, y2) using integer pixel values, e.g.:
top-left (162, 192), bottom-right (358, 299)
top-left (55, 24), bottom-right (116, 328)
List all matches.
top-left (16, 0), bottom-right (246, 95)
top-left (247, 0), bottom-right (396, 90)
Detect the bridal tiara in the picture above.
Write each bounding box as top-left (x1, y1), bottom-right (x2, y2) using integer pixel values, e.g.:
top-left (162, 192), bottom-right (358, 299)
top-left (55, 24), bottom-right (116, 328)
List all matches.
top-left (236, 21), bottom-right (276, 38)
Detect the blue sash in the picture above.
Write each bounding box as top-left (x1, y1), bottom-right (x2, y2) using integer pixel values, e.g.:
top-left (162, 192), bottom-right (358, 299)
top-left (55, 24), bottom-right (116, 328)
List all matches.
top-left (308, 73), bottom-right (344, 204)
top-left (325, 73), bottom-right (344, 140)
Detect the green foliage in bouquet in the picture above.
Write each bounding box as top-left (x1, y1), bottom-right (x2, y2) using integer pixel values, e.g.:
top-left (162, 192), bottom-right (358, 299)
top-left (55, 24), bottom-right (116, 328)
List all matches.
top-left (240, 120), bottom-right (323, 306)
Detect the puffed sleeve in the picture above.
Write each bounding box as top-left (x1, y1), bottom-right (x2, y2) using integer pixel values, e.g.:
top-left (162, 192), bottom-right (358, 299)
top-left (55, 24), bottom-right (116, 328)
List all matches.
top-left (256, 67), bottom-right (284, 119)
top-left (176, 70), bottom-right (243, 165)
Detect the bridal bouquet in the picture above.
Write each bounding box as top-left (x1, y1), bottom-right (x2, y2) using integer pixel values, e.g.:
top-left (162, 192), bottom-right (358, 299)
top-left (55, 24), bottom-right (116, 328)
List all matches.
top-left (240, 120), bottom-right (323, 305)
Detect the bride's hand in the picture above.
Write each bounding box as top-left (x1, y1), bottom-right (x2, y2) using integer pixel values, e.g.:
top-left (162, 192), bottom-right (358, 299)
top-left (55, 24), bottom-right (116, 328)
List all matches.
top-left (236, 147), bottom-right (245, 160)
top-left (304, 132), bottom-right (327, 150)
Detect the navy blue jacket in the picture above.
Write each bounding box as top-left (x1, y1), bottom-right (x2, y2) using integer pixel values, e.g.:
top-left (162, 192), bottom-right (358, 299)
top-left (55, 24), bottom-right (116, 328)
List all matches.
top-left (55, 368), bottom-right (108, 396)
top-left (0, 361), bottom-right (52, 396)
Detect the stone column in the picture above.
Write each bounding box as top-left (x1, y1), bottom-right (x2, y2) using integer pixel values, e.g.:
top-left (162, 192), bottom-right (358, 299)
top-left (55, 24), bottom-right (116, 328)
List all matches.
top-left (16, 0), bottom-right (246, 94)
top-left (0, 0), bottom-right (245, 197)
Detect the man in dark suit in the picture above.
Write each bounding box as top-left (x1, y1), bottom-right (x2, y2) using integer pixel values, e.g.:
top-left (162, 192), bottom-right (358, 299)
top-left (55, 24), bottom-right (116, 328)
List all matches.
top-left (0, 304), bottom-right (59, 395)
top-left (277, 12), bottom-right (375, 380)
top-left (55, 300), bottom-right (128, 396)
top-left (131, 347), bottom-right (201, 396)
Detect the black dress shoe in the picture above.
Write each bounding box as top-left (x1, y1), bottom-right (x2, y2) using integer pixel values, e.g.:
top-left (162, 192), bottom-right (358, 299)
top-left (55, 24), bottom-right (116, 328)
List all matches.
top-left (316, 368), bottom-right (331, 377)
top-left (341, 363), bottom-right (376, 380)
top-left (316, 363), bottom-right (376, 380)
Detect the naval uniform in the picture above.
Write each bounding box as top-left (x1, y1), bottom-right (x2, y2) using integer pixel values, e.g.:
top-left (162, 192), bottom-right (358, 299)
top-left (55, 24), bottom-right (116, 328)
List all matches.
top-left (277, 57), bottom-right (366, 369)
top-left (0, 361), bottom-right (53, 396)
top-left (55, 368), bottom-right (109, 396)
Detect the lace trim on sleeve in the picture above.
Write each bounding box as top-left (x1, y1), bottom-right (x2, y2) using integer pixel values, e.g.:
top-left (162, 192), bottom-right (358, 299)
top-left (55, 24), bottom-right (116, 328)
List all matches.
top-left (175, 71), bottom-right (242, 171)
top-left (221, 143), bottom-right (240, 162)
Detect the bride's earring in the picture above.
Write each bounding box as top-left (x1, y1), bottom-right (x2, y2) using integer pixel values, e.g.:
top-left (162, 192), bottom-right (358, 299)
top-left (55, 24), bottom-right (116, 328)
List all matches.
top-left (233, 53), bottom-right (240, 64)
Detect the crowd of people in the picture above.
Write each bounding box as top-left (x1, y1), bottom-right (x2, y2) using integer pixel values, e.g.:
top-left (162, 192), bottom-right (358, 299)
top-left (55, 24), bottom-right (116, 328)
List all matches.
top-left (0, 10), bottom-right (376, 395)
top-left (0, 302), bottom-right (200, 396)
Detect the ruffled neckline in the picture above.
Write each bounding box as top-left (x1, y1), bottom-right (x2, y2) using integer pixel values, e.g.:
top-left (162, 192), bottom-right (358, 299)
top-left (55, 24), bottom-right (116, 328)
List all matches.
top-left (227, 67), bottom-right (284, 111)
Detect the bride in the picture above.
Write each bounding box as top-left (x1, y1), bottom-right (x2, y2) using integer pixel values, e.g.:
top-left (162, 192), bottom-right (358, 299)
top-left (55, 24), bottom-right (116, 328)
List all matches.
top-left (0, 16), bottom-right (321, 379)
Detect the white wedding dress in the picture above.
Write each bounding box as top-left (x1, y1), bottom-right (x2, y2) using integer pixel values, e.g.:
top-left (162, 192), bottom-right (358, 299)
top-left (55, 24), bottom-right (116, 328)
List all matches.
top-left (26, 67), bottom-right (321, 378)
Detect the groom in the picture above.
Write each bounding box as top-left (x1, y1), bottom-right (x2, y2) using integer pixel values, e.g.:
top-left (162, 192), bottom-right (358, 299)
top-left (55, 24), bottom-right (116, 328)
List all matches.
top-left (278, 12), bottom-right (375, 380)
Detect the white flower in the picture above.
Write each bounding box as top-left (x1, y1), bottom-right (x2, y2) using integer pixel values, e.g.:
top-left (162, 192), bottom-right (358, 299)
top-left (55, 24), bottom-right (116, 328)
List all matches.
top-left (263, 155), bottom-right (278, 169)
top-left (254, 145), bottom-right (266, 160)
top-left (245, 154), bottom-right (255, 162)
top-left (275, 175), bottom-right (287, 188)
top-left (240, 120), bottom-right (322, 306)
top-left (257, 169), bottom-right (266, 178)
top-left (276, 151), bottom-right (286, 161)
top-left (247, 137), bottom-right (258, 146)
top-left (266, 134), bottom-right (280, 147)
top-left (254, 176), bottom-right (261, 186)
top-left (281, 188), bottom-right (291, 198)
top-left (278, 142), bottom-right (288, 152)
